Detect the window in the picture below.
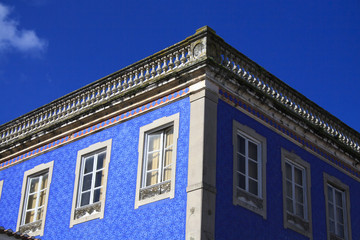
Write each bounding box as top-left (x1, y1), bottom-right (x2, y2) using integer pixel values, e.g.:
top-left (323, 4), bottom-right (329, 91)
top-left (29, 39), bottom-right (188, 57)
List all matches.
top-left (281, 149), bottom-right (312, 238)
top-left (324, 173), bottom-right (352, 240)
top-left (135, 113), bottom-right (179, 209)
top-left (70, 139), bottom-right (112, 227)
top-left (233, 120), bottom-right (267, 218)
top-left (16, 161), bottom-right (54, 236)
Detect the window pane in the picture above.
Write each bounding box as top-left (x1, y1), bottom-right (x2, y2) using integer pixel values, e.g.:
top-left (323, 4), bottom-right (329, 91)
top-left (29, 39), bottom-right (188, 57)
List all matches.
top-left (163, 149), bottom-right (172, 167)
top-left (295, 203), bottom-right (304, 218)
top-left (36, 208), bottom-right (43, 221)
top-left (27, 194), bottom-right (37, 210)
top-left (249, 179), bottom-right (258, 195)
top-left (336, 207), bottom-right (344, 224)
top-left (285, 163), bottom-right (292, 180)
top-left (93, 189), bottom-right (101, 203)
top-left (237, 135), bottom-right (245, 154)
top-left (286, 198), bottom-right (294, 213)
top-left (337, 223), bottom-right (345, 238)
top-left (95, 171), bottom-right (103, 188)
top-left (25, 210), bottom-right (35, 224)
top-left (41, 174), bottom-right (48, 190)
top-left (248, 160), bottom-right (258, 179)
top-left (39, 190), bottom-right (47, 207)
top-left (286, 181), bottom-right (292, 198)
top-left (146, 171), bottom-right (158, 186)
top-left (80, 192), bottom-right (90, 206)
top-left (147, 152), bottom-right (159, 170)
top-left (237, 154), bottom-right (245, 174)
top-left (295, 185), bottom-right (304, 204)
top-left (237, 173), bottom-right (245, 190)
top-left (328, 186), bottom-right (334, 203)
top-left (84, 156), bottom-right (94, 174)
top-left (29, 177), bottom-right (39, 193)
top-left (335, 191), bottom-right (343, 207)
top-left (148, 134), bottom-right (161, 152)
top-left (248, 142), bottom-right (258, 161)
top-left (163, 167), bottom-right (172, 181)
top-left (165, 128), bottom-right (173, 147)
top-left (328, 203), bottom-right (334, 219)
top-left (82, 174), bottom-right (92, 191)
top-left (329, 219), bottom-right (335, 234)
top-left (97, 152), bottom-right (106, 170)
top-left (294, 168), bottom-right (303, 186)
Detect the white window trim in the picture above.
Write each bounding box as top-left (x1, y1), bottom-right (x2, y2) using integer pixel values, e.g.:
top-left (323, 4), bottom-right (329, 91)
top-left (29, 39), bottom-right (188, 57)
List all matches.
top-left (16, 161), bottom-right (54, 237)
top-left (323, 173), bottom-right (352, 240)
top-left (0, 180), bottom-right (3, 201)
top-left (70, 139), bottom-right (112, 227)
top-left (281, 149), bottom-right (313, 239)
top-left (232, 120), bottom-right (267, 219)
top-left (135, 113), bottom-right (179, 209)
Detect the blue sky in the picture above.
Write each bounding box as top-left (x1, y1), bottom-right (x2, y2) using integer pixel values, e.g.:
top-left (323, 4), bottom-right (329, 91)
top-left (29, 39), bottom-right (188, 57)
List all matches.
top-left (0, 0), bottom-right (359, 132)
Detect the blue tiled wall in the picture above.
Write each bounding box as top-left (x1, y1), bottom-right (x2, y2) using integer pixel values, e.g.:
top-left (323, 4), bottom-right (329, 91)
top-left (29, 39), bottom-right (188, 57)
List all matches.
top-left (215, 99), bottom-right (360, 240)
top-left (0, 97), bottom-right (190, 239)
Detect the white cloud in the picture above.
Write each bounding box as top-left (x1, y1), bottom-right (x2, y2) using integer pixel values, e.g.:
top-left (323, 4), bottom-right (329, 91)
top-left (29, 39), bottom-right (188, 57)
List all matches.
top-left (0, 3), bottom-right (47, 54)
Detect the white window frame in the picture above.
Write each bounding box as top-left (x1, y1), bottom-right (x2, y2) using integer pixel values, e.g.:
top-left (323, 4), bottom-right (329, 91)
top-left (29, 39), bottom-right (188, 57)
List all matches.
top-left (281, 149), bottom-right (312, 239)
top-left (324, 173), bottom-right (352, 240)
top-left (233, 120), bottom-right (267, 219)
top-left (0, 180), bottom-right (3, 201)
top-left (135, 113), bottom-right (179, 209)
top-left (16, 161), bottom-right (54, 237)
top-left (70, 139), bottom-right (112, 227)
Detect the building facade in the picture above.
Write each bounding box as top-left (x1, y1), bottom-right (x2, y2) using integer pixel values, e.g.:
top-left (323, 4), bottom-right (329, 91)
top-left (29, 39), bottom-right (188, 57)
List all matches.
top-left (0, 26), bottom-right (359, 240)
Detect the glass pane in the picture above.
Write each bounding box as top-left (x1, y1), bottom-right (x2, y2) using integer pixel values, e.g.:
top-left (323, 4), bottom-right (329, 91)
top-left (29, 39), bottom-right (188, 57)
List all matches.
top-left (163, 167), bottom-right (172, 181)
top-left (93, 189), bottom-right (101, 203)
top-left (41, 174), bottom-right (48, 190)
top-left (296, 203), bottom-right (304, 218)
top-left (335, 191), bottom-right (343, 207)
top-left (82, 174), bottom-right (92, 191)
top-left (25, 210), bottom-right (35, 224)
top-left (328, 186), bottom-right (333, 203)
top-left (329, 220), bottom-right (335, 234)
top-left (36, 208), bottom-right (43, 221)
top-left (285, 163), bottom-right (292, 180)
top-left (97, 152), bottom-right (106, 170)
top-left (237, 135), bottom-right (245, 154)
top-left (237, 154), bottom-right (245, 174)
top-left (39, 190), bottom-right (47, 207)
top-left (286, 181), bottom-right (293, 198)
top-left (237, 173), bottom-right (245, 190)
top-left (95, 171), bottom-right (103, 188)
top-left (248, 142), bottom-right (258, 161)
top-left (80, 192), bottom-right (90, 206)
top-left (337, 223), bottom-right (345, 238)
top-left (295, 185), bottom-right (304, 204)
top-left (146, 171), bottom-right (158, 186)
top-left (27, 194), bottom-right (37, 210)
top-left (84, 156), bottom-right (94, 174)
top-left (165, 127), bottom-right (173, 147)
top-left (294, 167), bottom-right (303, 186)
top-left (164, 149), bottom-right (172, 167)
top-left (147, 152), bottom-right (159, 170)
top-left (336, 207), bottom-right (344, 224)
top-left (286, 198), bottom-right (294, 213)
top-left (249, 179), bottom-right (258, 195)
top-left (29, 177), bottom-right (39, 193)
top-left (248, 160), bottom-right (258, 179)
top-left (148, 134), bottom-right (161, 152)
top-left (328, 203), bottom-right (334, 219)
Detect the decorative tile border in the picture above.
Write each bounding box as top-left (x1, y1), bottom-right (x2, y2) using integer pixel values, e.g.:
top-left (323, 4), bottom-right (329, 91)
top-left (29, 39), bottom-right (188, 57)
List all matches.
top-left (0, 88), bottom-right (189, 170)
top-left (219, 88), bottom-right (360, 180)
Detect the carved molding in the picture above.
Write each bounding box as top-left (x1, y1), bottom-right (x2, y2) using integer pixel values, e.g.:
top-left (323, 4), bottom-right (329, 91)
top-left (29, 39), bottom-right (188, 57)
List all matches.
top-left (235, 188), bottom-right (263, 210)
top-left (74, 201), bottom-right (101, 220)
top-left (139, 181), bottom-right (171, 200)
top-left (19, 220), bottom-right (41, 234)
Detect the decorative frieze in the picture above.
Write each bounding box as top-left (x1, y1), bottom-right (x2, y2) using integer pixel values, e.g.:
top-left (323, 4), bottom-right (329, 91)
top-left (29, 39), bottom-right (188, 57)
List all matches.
top-left (139, 181), bottom-right (171, 200)
top-left (19, 220), bottom-right (41, 234)
top-left (74, 202), bottom-right (102, 220)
